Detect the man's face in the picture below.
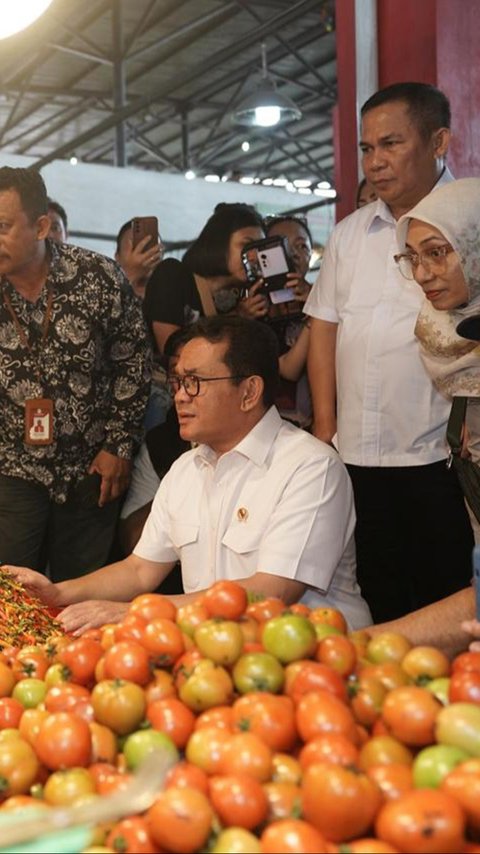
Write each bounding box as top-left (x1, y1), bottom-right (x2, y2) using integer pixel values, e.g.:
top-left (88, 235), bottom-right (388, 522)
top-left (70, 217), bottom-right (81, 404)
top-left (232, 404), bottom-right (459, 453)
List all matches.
top-left (173, 337), bottom-right (249, 453)
top-left (360, 100), bottom-right (448, 219)
top-left (47, 210), bottom-right (67, 243)
top-left (0, 189), bottom-right (49, 278)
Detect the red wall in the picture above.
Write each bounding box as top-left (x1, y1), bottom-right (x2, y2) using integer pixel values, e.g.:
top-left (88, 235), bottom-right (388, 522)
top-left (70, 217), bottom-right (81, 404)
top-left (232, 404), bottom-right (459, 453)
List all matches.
top-left (333, 0), bottom-right (358, 222)
top-left (436, 0), bottom-right (480, 177)
top-left (377, 0), bottom-right (437, 87)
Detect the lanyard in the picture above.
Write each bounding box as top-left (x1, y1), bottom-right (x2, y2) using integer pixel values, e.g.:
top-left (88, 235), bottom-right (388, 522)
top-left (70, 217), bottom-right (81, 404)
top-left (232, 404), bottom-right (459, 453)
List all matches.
top-left (1, 284), bottom-right (54, 383)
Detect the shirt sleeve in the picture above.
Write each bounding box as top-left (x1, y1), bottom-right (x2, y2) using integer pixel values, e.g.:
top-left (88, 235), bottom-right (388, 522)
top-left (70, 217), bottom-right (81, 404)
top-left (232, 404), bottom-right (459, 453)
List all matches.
top-left (133, 470), bottom-right (179, 563)
top-left (304, 229), bottom-right (340, 324)
top-left (101, 262), bottom-right (153, 459)
top-left (143, 258), bottom-right (198, 327)
top-left (256, 453), bottom-right (356, 592)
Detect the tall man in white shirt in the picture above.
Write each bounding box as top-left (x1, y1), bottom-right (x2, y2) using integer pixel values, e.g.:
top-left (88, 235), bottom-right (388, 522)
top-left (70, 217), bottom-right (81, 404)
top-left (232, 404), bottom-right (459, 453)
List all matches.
top-left (7, 316), bottom-right (371, 634)
top-left (305, 82), bottom-right (473, 622)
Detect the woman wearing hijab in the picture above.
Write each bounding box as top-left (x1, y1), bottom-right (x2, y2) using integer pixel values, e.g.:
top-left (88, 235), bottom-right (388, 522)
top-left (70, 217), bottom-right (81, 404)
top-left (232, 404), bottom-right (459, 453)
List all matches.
top-left (395, 177), bottom-right (480, 539)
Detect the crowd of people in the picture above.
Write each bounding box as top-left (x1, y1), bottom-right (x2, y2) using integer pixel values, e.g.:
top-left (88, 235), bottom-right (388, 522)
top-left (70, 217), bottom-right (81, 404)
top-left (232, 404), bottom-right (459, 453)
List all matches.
top-left (2, 80), bottom-right (480, 657)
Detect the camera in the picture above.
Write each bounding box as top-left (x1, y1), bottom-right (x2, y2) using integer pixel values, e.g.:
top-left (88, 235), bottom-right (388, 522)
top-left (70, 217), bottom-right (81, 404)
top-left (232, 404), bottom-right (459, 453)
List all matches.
top-left (241, 236), bottom-right (296, 299)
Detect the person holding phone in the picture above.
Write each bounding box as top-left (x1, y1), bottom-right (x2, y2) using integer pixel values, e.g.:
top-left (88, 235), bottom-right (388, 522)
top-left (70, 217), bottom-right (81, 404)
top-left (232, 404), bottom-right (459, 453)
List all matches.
top-left (143, 202), bottom-right (267, 360)
top-left (264, 214), bottom-right (314, 428)
top-left (115, 218), bottom-right (163, 300)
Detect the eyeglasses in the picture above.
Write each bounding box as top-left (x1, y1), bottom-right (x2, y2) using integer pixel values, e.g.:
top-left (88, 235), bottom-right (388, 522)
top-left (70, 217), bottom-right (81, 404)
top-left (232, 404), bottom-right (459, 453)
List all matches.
top-left (394, 244), bottom-right (455, 280)
top-left (167, 373), bottom-right (249, 397)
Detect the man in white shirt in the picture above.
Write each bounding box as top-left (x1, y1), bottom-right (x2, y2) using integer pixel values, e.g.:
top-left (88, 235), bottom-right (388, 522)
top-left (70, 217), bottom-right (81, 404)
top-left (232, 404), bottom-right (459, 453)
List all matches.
top-left (7, 316), bottom-right (371, 634)
top-left (305, 82), bottom-right (473, 623)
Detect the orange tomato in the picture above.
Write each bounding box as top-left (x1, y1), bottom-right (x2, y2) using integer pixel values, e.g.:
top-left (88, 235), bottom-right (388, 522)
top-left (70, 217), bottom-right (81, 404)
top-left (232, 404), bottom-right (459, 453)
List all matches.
top-left (263, 780), bottom-right (303, 823)
top-left (129, 592), bottom-right (177, 622)
top-left (0, 661), bottom-right (15, 697)
top-left (299, 732), bottom-right (360, 769)
top-left (107, 816), bottom-right (157, 854)
top-left (441, 758), bottom-right (480, 833)
top-left (146, 786), bottom-right (213, 853)
top-left (302, 762), bottom-right (382, 842)
top-left (146, 697), bottom-right (195, 749)
top-left (286, 660), bottom-right (347, 704)
top-left (309, 606), bottom-right (347, 633)
top-left (316, 634), bottom-right (357, 676)
top-left (165, 760), bottom-right (209, 795)
top-left (366, 763), bottom-right (414, 801)
top-left (295, 689), bottom-right (358, 744)
top-left (209, 773), bottom-right (268, 830)
top-left (375, 789), bottom-right (466, 853)
top-left (401, 646), bottom-right (450, 681)
top-left (195, 705), bottom-right (234, 731)
top-left (185, 726), bottom-right (231, 775)
top-left (381, 686), bottom-right (442, 747)
top-left (232, 692), bottom-right (297, 752)
top-left (203, 580), bottom-right (248, 620)
top-left (349, 675), bottom-right (387, 727)
top-left (246, 597), bottom-right (285, 623)
top-left (221, 731), bottom-right (273, 782)
top-left (142, 619), bottom-right (185, 666)
top-left (271, 752), bottom-right (302, 785)
top-left (358, 735), bottom-right (414, 770)
top-left (260, 818), bottom-right (329, 854)
top-left (103, 641), bottom-right (151, 686)
top-left (144, 668), bottom-right (176, 704)
top-left (89, 720), bottom-right (118, 765)
top-left (344, 840), bottom-right (400, 853)
top-left (35, 711), bottom-right (92, 770)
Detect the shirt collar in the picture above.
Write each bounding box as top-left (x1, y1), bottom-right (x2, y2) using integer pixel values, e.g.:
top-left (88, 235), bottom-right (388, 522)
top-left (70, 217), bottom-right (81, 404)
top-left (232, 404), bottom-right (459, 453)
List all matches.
top-left (194, 406), bottom-right (283, 470)
top-left (365, 165), bottom-right (455, 234)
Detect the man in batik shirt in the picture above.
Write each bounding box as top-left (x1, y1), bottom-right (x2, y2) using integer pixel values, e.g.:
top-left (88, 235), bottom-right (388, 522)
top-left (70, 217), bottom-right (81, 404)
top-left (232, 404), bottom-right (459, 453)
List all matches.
top-left (0, 167), bottom-right (151, 580)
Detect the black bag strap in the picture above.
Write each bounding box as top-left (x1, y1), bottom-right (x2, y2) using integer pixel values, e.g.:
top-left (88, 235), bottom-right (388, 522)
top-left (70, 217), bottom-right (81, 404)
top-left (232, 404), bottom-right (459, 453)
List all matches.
top-left (446, 396), bottom-right (468, 456)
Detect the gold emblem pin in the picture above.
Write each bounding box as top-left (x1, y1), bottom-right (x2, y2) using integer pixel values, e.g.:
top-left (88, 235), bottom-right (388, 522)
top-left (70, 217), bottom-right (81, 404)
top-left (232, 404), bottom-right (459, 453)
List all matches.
top-left (237, 507), bottom-right (249, 522)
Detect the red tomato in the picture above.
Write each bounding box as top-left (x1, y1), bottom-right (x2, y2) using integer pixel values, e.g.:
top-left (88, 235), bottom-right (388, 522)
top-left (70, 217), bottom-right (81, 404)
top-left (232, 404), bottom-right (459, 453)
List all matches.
top-left (232, 693), bottom-right (297, 752)
top-left (165, 760), bottom-right (209, 795)
top-left (452, 651), bottom-right (480, 673)
top-left (295, 689), bottom-right (358, 744)
top-left (449, 669), bottom-right (480, 704)
top-left (203, 580), bottom-right (247, 620)
top-left (0, 697), bottom-right (24, 729)
top-left (441, 758), bottom-right (480, 834)
top-left (142, 619), bottom-right (185, 666)
top-left (103, 641), bottom-right (151, 686)
top-left (57, 637), bottom-right (103, 685)
top-left (147, 786), bottom-right (214, 853)
top-left (209, 773), bottom-right (268, 830)
top-left (130, 592), bottom-right (177, 622)
top-left (107, 816), bottom-right (158, 854)
top-left (381, 686), bottom-right (442, 747)
top-left (35, 711), bottom-right (92, 769)
top-left (299, 732), bottom-right (360, 769)
top-left (44, 682), bottom-right (91, 713)
top-left (286, 660), bottom-right (347, 704)
top-left (221, 732), bottom-right (273, 782)
top-left (315, 633), bottom-right (357, 676)
top-left (146, 697), bottom-right (196, 749)
top-left (260, 818), bottom-right (329, 853)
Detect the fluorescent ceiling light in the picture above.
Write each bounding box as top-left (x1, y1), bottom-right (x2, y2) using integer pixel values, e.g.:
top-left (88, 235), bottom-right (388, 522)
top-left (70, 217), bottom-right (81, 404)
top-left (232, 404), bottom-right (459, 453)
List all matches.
top-left (184, 169), bottom-right (196, 180)
top-left (204, 174), bottom-right (220, 182)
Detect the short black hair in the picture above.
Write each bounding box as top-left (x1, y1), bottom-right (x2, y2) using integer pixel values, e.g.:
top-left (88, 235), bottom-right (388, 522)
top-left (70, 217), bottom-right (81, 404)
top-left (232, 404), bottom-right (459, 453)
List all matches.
top-left (183, 203), bottom-right (264, 277)
top-left (0, 167), bottom-right (48, 223)
top-left (265, 214), bottom-right (313, 247)
top-left (183, 315), bottom-right (279, 408)
top-left (47, 198), bottom-right (68, 232)
top-left (116, 220), bottom-right (132, 254)
top-left (361, 82), bottom-right (451, 140)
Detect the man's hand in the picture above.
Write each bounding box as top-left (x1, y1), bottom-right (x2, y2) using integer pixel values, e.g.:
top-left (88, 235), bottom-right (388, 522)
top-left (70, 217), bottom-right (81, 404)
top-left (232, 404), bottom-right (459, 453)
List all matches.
top-left (461, 619), bottom-right (480, 651)
top-left (89, 451), bottom-right (132, 507)
top-left (3, 565), bottom-right (61, 607)
top-left (58, 601), bottom-right (130, 635)
top-left (237, 280), bottom-right (269, 319)
top-left (121, 234), bottom-right (163, 288)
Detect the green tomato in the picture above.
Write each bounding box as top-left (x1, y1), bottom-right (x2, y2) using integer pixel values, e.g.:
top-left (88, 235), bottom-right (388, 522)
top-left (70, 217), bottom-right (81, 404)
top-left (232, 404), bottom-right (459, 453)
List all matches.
top-left (232, 652), bottom-right (284, 694)
top-left (123, 728), bottom-right (179, 771)
top-left (194, 620), bottom-right (244, 666)
top-left (413, 744), bottom-right (470, 788)
top-left (435, 702), bottom-right (480, 756)
top-left (366, 632), bottom-right (412, 664)
top-left (12, 678), bottom-right (47, 709)
top-left (425, 677), bottom-right (450, 706)
top-left (262, 614), bottom-right (317, 664)
top-left (314, 623), bottom-right (343, 641)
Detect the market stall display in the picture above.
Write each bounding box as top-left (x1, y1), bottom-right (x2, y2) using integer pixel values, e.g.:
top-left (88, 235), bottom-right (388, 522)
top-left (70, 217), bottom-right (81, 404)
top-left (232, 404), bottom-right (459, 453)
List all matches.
top-left (0, 578), bottom-right (479, 853)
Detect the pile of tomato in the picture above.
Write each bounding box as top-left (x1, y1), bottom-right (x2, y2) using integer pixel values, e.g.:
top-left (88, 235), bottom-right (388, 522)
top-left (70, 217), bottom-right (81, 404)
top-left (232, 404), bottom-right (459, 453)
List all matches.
top-left (0, 581), bottom-right (480, 853)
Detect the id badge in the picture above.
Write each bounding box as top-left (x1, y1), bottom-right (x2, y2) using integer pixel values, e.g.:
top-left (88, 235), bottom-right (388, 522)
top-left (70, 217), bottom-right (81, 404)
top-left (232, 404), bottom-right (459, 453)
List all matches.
top-left (24, 398), bottom-right (54, 445)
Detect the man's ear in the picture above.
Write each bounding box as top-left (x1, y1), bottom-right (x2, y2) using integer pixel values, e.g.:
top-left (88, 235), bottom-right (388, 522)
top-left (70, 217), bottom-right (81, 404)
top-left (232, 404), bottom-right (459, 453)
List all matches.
top-left (36, 214), bottom-right (51, 241)
top-left (240, 375), bottom-right (264, 411)
top-left (433, 127), bottom-right (450, 159)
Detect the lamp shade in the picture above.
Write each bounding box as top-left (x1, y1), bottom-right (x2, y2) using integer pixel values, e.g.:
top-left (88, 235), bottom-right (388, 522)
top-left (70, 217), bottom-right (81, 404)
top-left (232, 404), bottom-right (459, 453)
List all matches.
top-left (232, 79), bottom-right (302, 128)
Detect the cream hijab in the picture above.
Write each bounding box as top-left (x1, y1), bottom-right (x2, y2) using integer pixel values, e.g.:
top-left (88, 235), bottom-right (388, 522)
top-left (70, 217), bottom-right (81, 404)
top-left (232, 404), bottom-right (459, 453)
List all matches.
top-left (397, 177), bottom-right (480, 397)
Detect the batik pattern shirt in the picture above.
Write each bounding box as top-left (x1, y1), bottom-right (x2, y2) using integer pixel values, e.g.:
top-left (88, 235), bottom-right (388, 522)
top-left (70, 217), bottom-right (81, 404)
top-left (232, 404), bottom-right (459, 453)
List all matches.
top-left (0, 240), bottom-right (152, 502)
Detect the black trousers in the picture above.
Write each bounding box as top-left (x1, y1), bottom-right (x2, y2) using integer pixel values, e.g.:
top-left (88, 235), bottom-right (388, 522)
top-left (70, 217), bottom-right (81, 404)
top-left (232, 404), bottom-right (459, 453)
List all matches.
top-left (0, 474), bottom-right (121, 582)
top-left (346, 461), bottom-right (474, 623)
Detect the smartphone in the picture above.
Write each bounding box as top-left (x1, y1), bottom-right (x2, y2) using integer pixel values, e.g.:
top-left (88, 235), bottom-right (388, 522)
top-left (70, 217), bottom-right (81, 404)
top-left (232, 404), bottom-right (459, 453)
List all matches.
top-left (241, 236), bottom-right (295, 294)
top-left (131, 216), bottom-right (159, 250)
top-left (473, 545), bottom-right (480, 620)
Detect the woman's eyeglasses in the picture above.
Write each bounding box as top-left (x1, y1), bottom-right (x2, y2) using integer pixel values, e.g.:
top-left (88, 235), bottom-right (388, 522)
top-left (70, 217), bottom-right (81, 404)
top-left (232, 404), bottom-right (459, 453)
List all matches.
top-left (394, 244), bottom-right (455, 280)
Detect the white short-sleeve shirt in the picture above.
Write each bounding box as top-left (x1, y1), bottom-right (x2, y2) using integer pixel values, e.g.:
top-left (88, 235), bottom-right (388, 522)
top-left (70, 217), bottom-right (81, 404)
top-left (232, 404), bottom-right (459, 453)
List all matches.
top-left (134, 407), bottom-right (371, 629)
top-left (304, 169), bottom-right (454, 467)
